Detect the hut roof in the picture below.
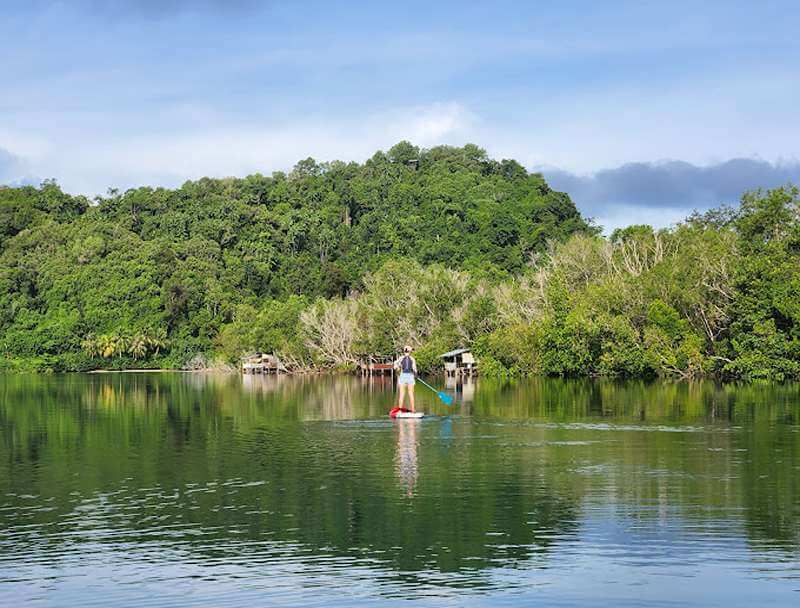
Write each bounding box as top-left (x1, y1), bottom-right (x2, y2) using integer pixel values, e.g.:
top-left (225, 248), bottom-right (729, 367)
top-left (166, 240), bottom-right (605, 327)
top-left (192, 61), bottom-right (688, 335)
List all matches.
top-left (440, 348), bottom-right (471, 359)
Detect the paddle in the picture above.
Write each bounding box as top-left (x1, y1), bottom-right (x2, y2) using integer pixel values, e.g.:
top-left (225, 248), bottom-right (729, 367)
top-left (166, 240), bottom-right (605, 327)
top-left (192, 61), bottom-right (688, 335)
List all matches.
top-left (416, 377), bottom-right (454, 406)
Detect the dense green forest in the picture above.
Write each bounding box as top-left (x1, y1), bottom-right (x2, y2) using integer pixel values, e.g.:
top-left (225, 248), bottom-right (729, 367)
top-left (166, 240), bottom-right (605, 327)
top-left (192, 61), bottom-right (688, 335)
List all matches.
top-left (1, 142), bottom-right (798, 380)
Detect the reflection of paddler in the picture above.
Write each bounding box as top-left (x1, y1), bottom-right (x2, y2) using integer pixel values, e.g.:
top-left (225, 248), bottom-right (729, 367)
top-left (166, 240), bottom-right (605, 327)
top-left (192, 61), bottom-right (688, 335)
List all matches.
top-left (395, 418), bottom-right (419, 497)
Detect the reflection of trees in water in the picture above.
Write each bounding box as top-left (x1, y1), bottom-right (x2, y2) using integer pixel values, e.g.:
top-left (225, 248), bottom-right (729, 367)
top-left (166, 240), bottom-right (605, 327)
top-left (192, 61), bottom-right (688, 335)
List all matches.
top-left (444, 376), bottom-right (476, 403)
top-left (735, 416), bottom-right (800, 552)
top-left (0, 375), bottom-right (582, 579)
top-left (473, 377), bottom-right (799, 425)
top-left (239, 374), bottom-right (394, 420)
top-left (240, 371), bottom-right (291, 394)
top-left (0, 373), bottom-right (798, 576)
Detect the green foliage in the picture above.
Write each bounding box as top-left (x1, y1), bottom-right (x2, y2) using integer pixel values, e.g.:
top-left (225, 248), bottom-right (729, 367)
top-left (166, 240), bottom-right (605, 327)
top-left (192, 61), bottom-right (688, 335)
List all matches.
top-left (0, 143), bottom-right (589, 371)
top-left (217, 296), bottom-right (309, 364)
top-left (723, 186), bottom-right (800, 380)
top-left (647, 300), bottom-right (686, 340)
top-left (1, 147), bottom-right (798, 381)
top-left (473, 185), bottom-right (799, 380)
top-left (413, 323), bottom-right (462, 374)
top-left (472, 323), bottom-right (537, 377)
top-left (0, 180), bottom-right (88, 247)
top-left (81, 330), bottom-right (167, 361)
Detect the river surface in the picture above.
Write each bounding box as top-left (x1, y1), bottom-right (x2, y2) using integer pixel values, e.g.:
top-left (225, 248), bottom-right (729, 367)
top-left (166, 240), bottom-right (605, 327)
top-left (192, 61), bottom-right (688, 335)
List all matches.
top-left (0, 373), bottom-right (798, 607)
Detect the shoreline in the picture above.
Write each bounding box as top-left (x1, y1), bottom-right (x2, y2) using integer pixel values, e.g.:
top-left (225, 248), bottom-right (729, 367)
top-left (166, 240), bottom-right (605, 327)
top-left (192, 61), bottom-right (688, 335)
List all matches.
top-left (86, 368), bottom-right (236, 374)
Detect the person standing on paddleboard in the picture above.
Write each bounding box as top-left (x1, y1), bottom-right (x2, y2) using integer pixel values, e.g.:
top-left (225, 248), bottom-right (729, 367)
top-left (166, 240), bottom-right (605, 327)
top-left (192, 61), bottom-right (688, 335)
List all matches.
top-left (394, 345), bottom-right (418, 412)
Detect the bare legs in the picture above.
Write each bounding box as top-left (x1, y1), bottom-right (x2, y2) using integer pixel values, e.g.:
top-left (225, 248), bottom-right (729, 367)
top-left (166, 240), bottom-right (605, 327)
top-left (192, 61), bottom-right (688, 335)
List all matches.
top-left (397, 383), bottom-right (407, 409)
top-left (397, 383), bottom-right (416, 412)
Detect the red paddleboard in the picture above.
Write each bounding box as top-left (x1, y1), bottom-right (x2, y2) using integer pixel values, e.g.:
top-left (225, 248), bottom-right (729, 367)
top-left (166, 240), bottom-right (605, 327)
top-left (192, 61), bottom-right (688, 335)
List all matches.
top-left (390, 407), bottom-right (424, 419)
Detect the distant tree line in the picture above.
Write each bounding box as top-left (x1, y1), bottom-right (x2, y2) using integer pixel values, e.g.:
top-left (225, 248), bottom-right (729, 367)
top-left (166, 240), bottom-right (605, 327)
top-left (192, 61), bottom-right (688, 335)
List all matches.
top-left (1, 143), bottom-right (797, 379)
top-left (0, 143), bottom-right (588, 372)
top-left (219, 184), bottom-right (800, 381)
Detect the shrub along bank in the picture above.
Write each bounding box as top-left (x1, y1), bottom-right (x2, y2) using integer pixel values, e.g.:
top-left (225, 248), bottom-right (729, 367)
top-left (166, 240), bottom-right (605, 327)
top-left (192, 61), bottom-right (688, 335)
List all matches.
top-left (221, 185), bottom-right (800, 381)
top-left (1, 142), bottom-right (798, 380)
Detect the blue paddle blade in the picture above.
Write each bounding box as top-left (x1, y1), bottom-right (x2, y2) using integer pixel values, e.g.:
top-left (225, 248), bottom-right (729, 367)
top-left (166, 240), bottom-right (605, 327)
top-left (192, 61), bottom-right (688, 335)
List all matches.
top-left (438, 391), bottom-right (454, 406)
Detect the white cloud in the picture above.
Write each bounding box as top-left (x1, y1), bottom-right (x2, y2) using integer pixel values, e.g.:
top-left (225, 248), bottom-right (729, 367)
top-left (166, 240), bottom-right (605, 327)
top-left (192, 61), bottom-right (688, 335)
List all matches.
top-left (0, 145), bottom-right (39, 185)
top-left (591, 205), bottom-right (694, 234)
top-left (20, 102), bottom-right (472, 194)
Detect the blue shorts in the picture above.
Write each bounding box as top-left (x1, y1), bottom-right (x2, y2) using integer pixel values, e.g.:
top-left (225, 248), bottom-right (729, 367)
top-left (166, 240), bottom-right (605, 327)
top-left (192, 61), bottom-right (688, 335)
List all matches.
top-left (398, 372), bottom-right (415, 386)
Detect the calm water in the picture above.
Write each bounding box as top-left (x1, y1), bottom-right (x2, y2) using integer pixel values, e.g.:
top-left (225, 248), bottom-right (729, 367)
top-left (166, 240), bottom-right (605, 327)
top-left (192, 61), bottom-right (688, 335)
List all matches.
top-left (1, 374), bottom-right (799, 607)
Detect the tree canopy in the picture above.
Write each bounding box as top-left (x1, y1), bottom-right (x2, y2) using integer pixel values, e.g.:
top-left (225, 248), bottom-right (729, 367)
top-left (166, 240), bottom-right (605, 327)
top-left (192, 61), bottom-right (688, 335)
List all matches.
top-left (2, 144), bottom-right (798, 380)
top-left (0, 142), bottom-right (591, 371)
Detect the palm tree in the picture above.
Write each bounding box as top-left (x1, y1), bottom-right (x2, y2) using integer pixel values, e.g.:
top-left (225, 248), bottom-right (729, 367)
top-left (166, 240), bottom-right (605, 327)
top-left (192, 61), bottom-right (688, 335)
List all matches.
top-left (81, 335), bottom-right (99, 358)
top-left (129, 334), bottom-right (147, 359)
top-left (145, 328), bottom-right (167, 355)
top-left (115, 335), bottom-right (130, 357)
top-left (97, 334), bottom-right (116, 358)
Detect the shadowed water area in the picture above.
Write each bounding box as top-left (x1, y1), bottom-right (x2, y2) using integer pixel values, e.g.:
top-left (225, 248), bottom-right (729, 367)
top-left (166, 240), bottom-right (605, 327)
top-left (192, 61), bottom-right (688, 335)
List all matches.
top-left (1, 373), bottom-right (799, 606)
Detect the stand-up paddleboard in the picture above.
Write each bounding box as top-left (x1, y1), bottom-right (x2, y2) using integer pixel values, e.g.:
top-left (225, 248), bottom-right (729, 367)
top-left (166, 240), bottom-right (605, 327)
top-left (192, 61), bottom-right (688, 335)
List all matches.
top-left (390, 407), bottom-right (424, 419)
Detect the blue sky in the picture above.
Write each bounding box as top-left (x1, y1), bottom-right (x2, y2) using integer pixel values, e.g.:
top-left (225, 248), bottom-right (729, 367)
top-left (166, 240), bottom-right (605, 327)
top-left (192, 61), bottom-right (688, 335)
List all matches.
top-left (1, 0), bottom-right (799, 229)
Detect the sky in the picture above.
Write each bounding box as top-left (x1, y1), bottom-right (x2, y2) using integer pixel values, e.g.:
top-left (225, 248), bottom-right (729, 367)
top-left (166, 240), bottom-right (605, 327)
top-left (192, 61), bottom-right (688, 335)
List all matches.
top-left (1, 0), bottom-right (799, 230)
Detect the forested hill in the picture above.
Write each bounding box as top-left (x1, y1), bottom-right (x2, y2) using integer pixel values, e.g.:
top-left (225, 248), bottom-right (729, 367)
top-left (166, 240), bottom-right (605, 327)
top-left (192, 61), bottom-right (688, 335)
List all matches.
top-left (0, 142), bottom-right (591, 370)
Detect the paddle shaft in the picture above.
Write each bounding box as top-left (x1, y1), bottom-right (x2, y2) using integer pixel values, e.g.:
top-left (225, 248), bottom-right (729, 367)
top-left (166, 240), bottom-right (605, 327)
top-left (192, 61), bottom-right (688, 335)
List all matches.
top-left (416, 377), bottom-right (437, 393)
top-left (415, 377), bottom-right (453, 405)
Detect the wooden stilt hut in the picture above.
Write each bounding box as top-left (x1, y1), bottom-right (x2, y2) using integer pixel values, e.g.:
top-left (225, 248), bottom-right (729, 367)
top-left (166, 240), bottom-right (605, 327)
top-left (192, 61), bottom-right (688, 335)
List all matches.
top-left (440, 348), bottom-right (478, 377)
top-left (241, 352), bottom-right (286, 374)
top-left (358, 355), bottom-right (395, 378)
